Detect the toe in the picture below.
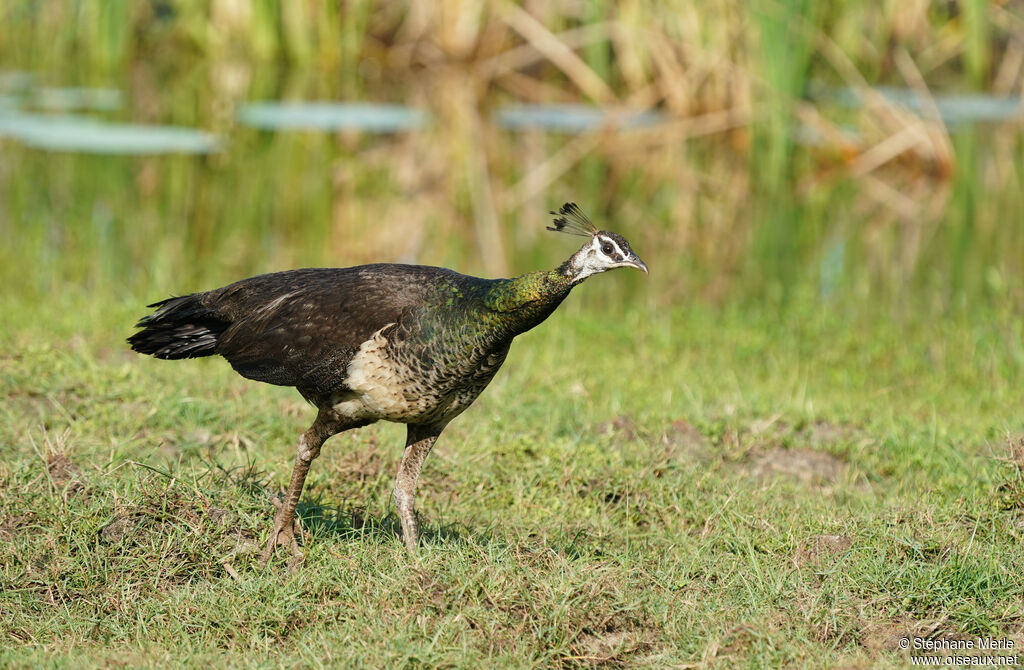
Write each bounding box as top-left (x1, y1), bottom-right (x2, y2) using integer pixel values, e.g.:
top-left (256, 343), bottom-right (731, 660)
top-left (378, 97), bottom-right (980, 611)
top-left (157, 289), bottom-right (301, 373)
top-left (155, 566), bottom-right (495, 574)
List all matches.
top-left (259, 535), bottom-right (278, 568)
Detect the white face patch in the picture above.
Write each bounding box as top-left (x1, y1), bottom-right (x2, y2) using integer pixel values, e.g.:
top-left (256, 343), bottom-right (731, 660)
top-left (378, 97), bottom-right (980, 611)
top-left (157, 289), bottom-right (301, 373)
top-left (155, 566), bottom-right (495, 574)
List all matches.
top-left (567, 235), bottom-right (632, 282)
top-left (595, 235), bottom-right (628, 262)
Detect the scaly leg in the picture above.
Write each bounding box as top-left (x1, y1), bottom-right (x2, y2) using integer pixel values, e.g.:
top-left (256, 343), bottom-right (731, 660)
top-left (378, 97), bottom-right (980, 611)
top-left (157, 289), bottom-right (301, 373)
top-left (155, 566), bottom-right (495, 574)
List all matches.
top-left (393, 423), bottom-right (444, 552)
top-left (260, 414), bottom-right (337, 570)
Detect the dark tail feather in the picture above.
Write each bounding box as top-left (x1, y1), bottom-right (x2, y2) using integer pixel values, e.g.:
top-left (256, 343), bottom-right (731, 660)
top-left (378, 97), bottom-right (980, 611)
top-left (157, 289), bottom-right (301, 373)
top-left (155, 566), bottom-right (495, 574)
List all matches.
top-left (128, 294), bottom-right (228, 360)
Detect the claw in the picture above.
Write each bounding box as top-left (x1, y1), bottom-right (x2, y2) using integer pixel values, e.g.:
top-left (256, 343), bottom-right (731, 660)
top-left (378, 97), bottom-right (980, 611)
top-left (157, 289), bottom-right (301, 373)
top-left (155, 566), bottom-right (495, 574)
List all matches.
top-left (259, 496), bottom-right (307, 569)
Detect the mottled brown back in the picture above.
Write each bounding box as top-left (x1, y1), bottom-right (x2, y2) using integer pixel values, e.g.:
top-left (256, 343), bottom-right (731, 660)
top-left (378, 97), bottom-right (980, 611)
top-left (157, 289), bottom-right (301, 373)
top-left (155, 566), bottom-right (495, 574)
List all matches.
top-left (132, 265), bottom-right (487, 402)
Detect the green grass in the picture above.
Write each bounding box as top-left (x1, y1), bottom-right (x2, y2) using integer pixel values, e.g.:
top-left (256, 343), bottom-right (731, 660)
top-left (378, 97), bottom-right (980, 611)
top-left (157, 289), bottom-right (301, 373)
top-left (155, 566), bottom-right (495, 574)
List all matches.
top-left (3, 293), bottom-right (1024, 668)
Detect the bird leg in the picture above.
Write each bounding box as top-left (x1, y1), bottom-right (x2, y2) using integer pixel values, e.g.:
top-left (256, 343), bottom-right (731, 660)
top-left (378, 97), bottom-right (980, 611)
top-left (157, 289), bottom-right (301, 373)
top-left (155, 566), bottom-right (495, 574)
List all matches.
top-left (393, 424), bottom-right (444, 553)
top-left (259, 419), bottom-right (331, 571)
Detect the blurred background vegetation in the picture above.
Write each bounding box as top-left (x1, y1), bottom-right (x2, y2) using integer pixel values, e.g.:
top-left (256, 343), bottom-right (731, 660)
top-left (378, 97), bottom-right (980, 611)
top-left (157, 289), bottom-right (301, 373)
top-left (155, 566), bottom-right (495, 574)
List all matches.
top-left (1, 0), bottom-right (1023, 312)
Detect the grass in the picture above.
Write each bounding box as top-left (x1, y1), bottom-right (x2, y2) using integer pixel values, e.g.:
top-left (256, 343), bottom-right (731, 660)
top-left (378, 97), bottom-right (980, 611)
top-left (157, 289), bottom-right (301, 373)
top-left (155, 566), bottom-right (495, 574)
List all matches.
top-left (3, 293), bottom-right (1024, 667)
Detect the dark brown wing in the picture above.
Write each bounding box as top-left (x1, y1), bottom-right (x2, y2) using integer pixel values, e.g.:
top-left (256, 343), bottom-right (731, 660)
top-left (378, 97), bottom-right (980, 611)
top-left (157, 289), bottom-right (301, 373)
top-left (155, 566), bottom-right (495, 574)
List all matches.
top-left (205, 265), bottom-right (442, 399)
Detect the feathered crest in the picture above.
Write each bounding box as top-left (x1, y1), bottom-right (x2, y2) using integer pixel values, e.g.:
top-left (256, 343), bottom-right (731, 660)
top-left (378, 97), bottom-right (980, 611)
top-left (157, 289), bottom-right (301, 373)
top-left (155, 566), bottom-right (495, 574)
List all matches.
top-left (547, 202), bottom-right (598, 237)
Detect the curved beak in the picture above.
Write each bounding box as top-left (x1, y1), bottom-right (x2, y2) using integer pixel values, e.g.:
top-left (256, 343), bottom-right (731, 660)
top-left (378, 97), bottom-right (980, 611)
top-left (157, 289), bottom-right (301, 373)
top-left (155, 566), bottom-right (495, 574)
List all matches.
top-left (626, 253), bottom-right (649, 275)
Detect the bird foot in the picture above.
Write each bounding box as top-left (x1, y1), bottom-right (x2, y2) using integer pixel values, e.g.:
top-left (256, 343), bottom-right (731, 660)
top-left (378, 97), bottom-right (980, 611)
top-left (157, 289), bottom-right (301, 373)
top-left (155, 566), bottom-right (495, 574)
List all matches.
top-left (259, 496), bottom-right (307, 571)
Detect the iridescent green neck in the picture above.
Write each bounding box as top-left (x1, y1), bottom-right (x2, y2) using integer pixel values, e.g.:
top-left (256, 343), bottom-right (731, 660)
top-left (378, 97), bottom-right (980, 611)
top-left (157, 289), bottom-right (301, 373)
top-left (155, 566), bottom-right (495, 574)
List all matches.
top-left (484, 269), bottom-right (572, 311)
top-left (483, 269), bottom-right (575, 334)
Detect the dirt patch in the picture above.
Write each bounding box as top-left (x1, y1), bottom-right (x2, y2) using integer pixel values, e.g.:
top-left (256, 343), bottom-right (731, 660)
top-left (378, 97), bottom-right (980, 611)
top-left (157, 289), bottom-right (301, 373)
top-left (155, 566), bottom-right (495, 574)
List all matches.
top-left (571, 624), bottom-right (655, 666)
top-left (597, 415), bottom-right (642, 442)
top-left (810, 533), bottom-right (853, 554)
top-left (663, 419), bottom-right (711, 456)
top-left (648, 420), bottom-right (712, 479)
top-left (44, 444), bottom-right (87, 500)
top-left (712, 416), bottom-right (866, 460)
top-left (595, 414), bottom-right (713, 453)
top-left (207, 507), bottom-right (231, 526)
top-left (796, 533), bottom-right (854, 564)
top-left (797, 421), bottom-right (862, 448)
top-left (99, 512), bottom-right (137, 543)
top-left (563, 571), bottom-right (657, 663)
top-left (0, 513), bottom-right (33, 540)
top-left (595, 416), bottom-right (714, 481)
top-left (46, 451), bottom-right (77, 482)
top-left (98, 491), bottom-right (259, 578)
top-left (749, 447), bottom-right (847, 487)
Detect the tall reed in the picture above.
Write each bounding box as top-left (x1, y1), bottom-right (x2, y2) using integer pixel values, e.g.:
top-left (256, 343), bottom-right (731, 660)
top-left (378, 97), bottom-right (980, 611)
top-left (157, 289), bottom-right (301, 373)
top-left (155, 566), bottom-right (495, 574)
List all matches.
top-left (0, 1), bottom-right (1021, 310)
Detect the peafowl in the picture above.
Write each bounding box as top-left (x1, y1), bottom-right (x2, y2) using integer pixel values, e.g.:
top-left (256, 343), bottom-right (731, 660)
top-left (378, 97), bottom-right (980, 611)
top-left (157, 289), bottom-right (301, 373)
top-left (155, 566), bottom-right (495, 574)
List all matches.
top-left (128, 203), bottom-right (647, 567)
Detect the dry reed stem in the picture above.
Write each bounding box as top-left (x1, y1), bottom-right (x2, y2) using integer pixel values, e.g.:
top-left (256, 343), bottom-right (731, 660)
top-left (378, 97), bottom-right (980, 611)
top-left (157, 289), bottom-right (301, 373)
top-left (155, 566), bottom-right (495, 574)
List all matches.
top-left (848, 125), bottom-right (932, 178)
top-left (477, 21), bottom-right (613, 80)
top-left (497, 2), bottom-right (616, 104)
top-left (610, 108), bottom-right (753, 153)
top-left (502, 132), bottom-right (605, 210)
top-left (993, 40), bottom-right (1024, 95)
top-left (859, 174), bottom-right (920, 222)
top-left (894, 48), bottom-right (954, 173)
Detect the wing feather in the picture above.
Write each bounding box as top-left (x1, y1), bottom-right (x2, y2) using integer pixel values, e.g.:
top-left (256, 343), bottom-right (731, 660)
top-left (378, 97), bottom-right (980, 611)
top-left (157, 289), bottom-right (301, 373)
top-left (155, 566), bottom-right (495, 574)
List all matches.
top-left (206, 266), bottom-right (443, 398)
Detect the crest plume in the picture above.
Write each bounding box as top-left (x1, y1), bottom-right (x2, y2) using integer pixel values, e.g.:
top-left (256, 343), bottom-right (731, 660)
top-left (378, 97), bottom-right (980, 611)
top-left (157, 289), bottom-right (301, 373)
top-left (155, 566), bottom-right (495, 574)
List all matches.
top-left (547, 202), bottom-right (597, 237)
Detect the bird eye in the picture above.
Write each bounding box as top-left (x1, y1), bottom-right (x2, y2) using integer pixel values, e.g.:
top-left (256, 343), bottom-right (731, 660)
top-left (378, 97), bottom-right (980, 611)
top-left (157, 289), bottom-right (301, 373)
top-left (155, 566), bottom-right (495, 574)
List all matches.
top-left (601, 244), bottom-right (613, 255)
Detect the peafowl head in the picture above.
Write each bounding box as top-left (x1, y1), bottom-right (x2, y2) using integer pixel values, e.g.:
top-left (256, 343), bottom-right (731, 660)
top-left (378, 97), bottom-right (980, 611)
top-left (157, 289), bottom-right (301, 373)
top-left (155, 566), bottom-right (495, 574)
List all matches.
top-left (549, 202), bottom-right (648, 284)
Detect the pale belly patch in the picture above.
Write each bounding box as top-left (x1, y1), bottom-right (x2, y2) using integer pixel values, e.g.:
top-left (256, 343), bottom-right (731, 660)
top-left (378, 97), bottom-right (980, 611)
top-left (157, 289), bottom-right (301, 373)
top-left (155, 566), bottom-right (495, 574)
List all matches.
top-left (330, 324), bottom-right (422, 421)
top-left (329, 323), bottom-right (507, 424)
